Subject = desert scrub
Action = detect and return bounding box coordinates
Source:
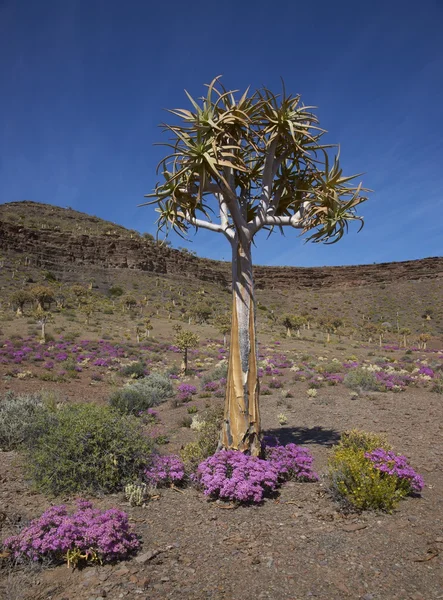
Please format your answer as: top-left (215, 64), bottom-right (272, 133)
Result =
top-left (120, 361), bottom-right (146, 379)
top-left (25, 404), bottom-right (153, 495)
top-left (431, 375), bottom-right (443, 394)
top-left (110, 373), bottom-right (174, 415)
top-left (339, 429), bottom-right (392, 453)
top-left (0, 392), bottom-right (47, 451)
top-left (180, 407), bottom-right (223, 470)
top-left (328, 431), bottom-right (423, 512)
top-left (344, 368), bottom-right (381, 392)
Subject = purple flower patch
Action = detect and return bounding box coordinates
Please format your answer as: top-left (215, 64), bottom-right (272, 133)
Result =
top-left (365, 448), bottom-right (424, 493)
top-left (3, 500), bottom-right (139, 564)
top-left (144, 454), bottom-right (185, 487)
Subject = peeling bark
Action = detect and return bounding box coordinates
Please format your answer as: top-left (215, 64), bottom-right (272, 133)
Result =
top-left (220, 237), bottom-right (261, 456)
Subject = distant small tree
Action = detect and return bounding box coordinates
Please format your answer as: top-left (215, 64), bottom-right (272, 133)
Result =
top-left (214, 313), bottom-right (231, 346)
top-left (144, 318), bottom-right (153, 338)
top-left (79, 300), bottom-right (95, 325)
top-left (31, 285), bottom-right (54, 310)
top-left (399, 327), bottom-right (411, 348)
top-left (136, 318), bottom-right (153, 342)
top-left (33, 307), bottom-right (53, 342)
top-left (282, 314), bottom-right (294, 337)
top-left (174, 325), bottom-right (199, 374)
top-left (10, 290), bottom-right (33, 316)
top-left (378, 322), bottom-right (392, 347)
top-left (418, 332), bottom-right (430, 350)
top-left (165, 301), bottom-right (175, 319)
top-left (54, 290), bottom-right (66, 310)
top-left (191, 301), bottom-right (213, 324)
top-left (361, 322), bottom-right (378, 343)
top-left (70, 284), bottom-right (89, 307)
top-left (301, 311), bottom-right (313, 330)
top-left (282, 314), bottom-right (306, 338)
top-left (319, 316), bottom-right (343, 343)
top-left (121, 295), bottom-right (137, 312)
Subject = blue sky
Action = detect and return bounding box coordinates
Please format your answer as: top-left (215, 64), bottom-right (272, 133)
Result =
top-left (1, 0), bottom-right (442, 267)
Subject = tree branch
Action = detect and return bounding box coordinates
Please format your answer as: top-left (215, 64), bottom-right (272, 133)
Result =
top-left (264, 204), bottom-right (307, 228)
top-left (180, 213), bottom-right (223, 234)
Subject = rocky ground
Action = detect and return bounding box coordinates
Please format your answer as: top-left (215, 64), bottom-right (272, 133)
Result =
top-left (1, 330), bottom-right (442, 600)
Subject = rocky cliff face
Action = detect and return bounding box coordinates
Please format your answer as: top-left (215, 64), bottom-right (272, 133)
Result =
top-left (0, 213), bottom-right (442, 290)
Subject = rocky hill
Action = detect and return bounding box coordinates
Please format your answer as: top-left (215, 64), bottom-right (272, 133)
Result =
top-left (1, 201), bottom-right (442, 291)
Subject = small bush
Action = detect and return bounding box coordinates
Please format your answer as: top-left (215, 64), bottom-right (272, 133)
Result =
top-left (25, 404), bottom-right (153, 495)
top-left (329, 447), bottom-right (406, 511)
top-left (431, 375), bottom-right (443, 394)
top-left (180, 415), bottom-right (193, 428)
top-left (196, 451), bottom-right (280, 503)
top-left (344, 368), bottom-right (381, 392)
top-left (265, 444), bottom-right (318, 481)
top-left (144, 454), bottom-right (185, 487)
top-left (210, 363), bottom-right (228, 381)
top-left (339, 429), bottom-right (392, 453)
top-left (180, 407), bottom-right (223, 470)
top-left (120, 362), bottom-right (146, 379)
top-left (3, 500), bottom-right (139, 566)
top-left (110, 373), bottom-right (174, 415)
top-left (0, 392), bottom-right (47, 451)
top-left (328, 431), bottom-right (422, 512)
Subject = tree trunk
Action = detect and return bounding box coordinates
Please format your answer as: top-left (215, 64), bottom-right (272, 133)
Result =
top-left (41, 322), bottom-right (46, 343)
top-left (220, 237), bottom-right (261, 456)
top-left (180, 348), bottom-right (188, 374)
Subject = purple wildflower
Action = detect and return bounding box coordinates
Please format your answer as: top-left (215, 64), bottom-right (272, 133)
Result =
top-left (365, 448), bottom-right (424, 493)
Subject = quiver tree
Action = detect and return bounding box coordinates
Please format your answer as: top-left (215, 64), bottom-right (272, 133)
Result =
top-left (399, 327), bottom-right (411, 348)
top-left (418, 332), bottom-right (430, 350)
top-left (31, 285), bottom-right (54, 311)
top-left (10, 290), bottom-right (33, 316)
top-left (283, 314), bottom-right (306, 338)
top-left (214, 312), bottom-right (231, 346)
top-left (70, 284), bottom-right (89, 307)
top-left (319, 316), bottom-right (343, 343)
top-left (33, 307), bottom-right (53, 342)
top-left (173, 325), bottom-right (199, 374)
top-left (190, 300), bottom-right (213, 324)
top-left (143, 77), bottom-right (368, 455)
top-left (121, 295), bottom-right (138, 313)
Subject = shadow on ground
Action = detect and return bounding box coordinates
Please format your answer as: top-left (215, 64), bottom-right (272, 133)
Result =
top-left (263, 425), bottom-right (341, 447)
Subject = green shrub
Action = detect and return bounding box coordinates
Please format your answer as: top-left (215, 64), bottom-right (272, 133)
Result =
top-left (202, 363), bottom-right (228, 384)
top-left (120, 362), bottom-right (146, 379)
top-left (329, 430), bottom-right (400, 512)
top-left (344, 368), bottom-right (381, 391)
top-left (180, 407), bottom-right (223, 470)
top-left (328, 446), bottom-right (406, 512)
top-left (110, 373), bottom-right (174, 415)
top-left (0, 392), bottom-right (46, 450)
top-left (339, 429), bottom-right (392, 453)
top-left (25, 404), bottom-right (152, 495)
top-left (431, 375), bottom-right (443, 394)
top-left (319, 361), bottom-right (343, 374)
